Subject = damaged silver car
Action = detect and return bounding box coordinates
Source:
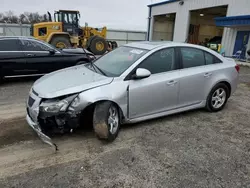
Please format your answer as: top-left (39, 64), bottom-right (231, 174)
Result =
top-left (26, 41), bottom-right (239, 148)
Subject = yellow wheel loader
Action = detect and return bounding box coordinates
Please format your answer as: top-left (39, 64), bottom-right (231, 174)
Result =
top-left (31, 10), bottom-right (118, 55)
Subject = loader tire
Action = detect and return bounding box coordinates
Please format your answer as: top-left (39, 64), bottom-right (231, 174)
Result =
top-left (50, 36), bottom-right (71, 49)
top-left (87, 36), bottom-right (97, 48)
top-left (88, 37), bottom-right (108, 55)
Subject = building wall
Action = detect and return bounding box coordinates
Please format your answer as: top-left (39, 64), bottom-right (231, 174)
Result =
top-left (0, 23), bottom-right (146, 47)
top-left (149, 0), bottom-right (250, 56)
top-left (106, 29), bottom-right (147, 46)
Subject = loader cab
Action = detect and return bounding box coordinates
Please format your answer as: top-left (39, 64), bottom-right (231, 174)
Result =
top-left (54, 10), bottom-right (81, 35)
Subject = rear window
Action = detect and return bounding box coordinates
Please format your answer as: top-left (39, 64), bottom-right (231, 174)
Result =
top-left (204, 52), bottom-right (222, 64)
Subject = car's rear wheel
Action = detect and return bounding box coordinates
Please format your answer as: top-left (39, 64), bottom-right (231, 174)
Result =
top-left (206, 83), bottom-right (229, 112)
top-left (93, 101), bottom-right (120, 141)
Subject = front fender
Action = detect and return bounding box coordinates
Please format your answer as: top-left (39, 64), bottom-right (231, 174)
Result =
top-left (73, 80), bottom-right (129, 119)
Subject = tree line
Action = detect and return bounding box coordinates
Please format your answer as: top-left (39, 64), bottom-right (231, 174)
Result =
top-left (0, 11), bottom-right (49, 24)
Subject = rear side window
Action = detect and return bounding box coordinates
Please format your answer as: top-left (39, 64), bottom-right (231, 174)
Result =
top-left (138, 48), bottom-right (175, 74)
top-left (0, 39), bottom-right (20, 51)
top-left (20, 39), bottom-right (51, 51)
top-left (204, 52), bottom-right (222, 65)
top-left (180, 47), bottom-right (205, 68)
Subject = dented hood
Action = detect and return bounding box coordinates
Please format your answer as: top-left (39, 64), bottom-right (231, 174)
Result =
top-left (33, 64), bottom-right (113, 99)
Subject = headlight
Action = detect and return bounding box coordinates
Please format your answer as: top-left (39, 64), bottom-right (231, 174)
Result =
top-left (70, 96), bottom-right (81, 108)
top-left (43, 100), bottom-right (69, 113)
top-left (41, 94), bottom-right (79, 113)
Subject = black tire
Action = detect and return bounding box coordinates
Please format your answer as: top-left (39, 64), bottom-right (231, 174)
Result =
top-left (107, 41), bottom-right (112, 49)
top-left (88, 37), bottom-right (108, 55)
top-left (205, 83), bottom-right (229, 112)
top-left (93, 101), bottom-right (120, 142)
top-left (50, 36), bottom-right (71, 49)
top-left (87, 36), bottom-right (97, 48)
top-left (111, 41), bottom-right (118, 49)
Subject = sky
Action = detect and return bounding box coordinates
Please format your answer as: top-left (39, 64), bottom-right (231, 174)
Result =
top-left (0, 0), bottom-right (165, 31)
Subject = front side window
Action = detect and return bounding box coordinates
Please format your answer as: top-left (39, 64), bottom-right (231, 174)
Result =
top-left (138, 48), bottom-right (175, 74)
top-left (63, 14), bottom-right (68, 23)
top-left (93, 46), bottom-right (148, 77)
top-left (20, 39), bottom-right (53, 51)
top-left (38, 27), bottom-right (47, 36)
top-left (0, 39), bottom-right (20, 51)
top-left (180, 47), bottom-right (205, 68)
top-left (68, 14), bottom-right (73, 24)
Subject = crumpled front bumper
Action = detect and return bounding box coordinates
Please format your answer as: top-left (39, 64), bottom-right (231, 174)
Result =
top-left (26, 114), bottom-right (57, 150)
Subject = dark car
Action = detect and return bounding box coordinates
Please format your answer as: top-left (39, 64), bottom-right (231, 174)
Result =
top-left (205, 36), bottom-right (222, 51)
top-left (0, 36), bottom-right (95, 81)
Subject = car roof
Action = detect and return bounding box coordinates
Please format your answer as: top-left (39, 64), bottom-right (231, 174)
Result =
top-left (0, 36), bottom-right (35, 40)
top-left (123, 41), bottom-right (216, 52)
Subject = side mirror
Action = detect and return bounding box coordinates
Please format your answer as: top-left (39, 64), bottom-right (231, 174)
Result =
top-left (49, 49), bottom-right (56, 55)
top-left (133, 68), bottom-right (151, 79)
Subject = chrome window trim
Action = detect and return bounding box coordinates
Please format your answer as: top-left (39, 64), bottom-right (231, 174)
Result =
top-left (20, 38), bottom-right (61, 54)
top-left (0, 37), bottom-right (61, 54)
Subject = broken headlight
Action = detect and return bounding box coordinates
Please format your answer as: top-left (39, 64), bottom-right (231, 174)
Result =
top-left (41, 94), bottom-right (79, 113)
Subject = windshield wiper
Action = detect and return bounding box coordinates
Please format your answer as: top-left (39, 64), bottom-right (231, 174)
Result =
top-left (82, 48), bottom-right (106, 76)
top-left (82, 48), bottom-right (99, 73)
top-left (93, 64), bottom-right (107, 76)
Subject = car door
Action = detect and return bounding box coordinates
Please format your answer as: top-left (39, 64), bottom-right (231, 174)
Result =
top-left (0, 38), bottom-right (26, 77)
top-left (177, 47), bottom-right (207, 107)
top-left (128, 47), bottom-right (180, 119)
top-left (203, 51), bottom-right (224, 96)
top-left (19, 39), bottom-right (69, 74)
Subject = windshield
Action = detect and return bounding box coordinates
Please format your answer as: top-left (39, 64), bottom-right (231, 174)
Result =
top-left (93, 46), bottom-right (148, 77)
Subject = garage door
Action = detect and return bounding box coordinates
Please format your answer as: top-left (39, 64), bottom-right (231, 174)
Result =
top-left (152, 20), bottom-right (174, 41)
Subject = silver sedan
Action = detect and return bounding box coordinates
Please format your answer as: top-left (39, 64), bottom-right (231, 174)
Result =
top-left (26, 41), bottom-right (239, 147)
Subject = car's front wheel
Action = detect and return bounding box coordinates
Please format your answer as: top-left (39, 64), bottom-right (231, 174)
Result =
top-left (93, 101), bottom-right (120, 141)
top-left (206, 83), bottom-right (229, 112)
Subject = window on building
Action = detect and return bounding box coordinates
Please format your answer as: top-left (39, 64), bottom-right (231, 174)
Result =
top-left (180, 47), bottom-right (205, 68)
top-left (0, 39), bottom-right (20, 51)
top-left (138, 48), bottom-right (175, 74)
top-left (38, 27), bottom-right (47, 36)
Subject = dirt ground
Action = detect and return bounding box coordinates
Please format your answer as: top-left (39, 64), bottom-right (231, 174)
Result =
top-left (0, 67), bottom-right (250, 188)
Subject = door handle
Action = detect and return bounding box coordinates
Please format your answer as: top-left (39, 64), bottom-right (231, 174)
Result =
top-left (204, 72), bottom-right (212, 77)
top-left (167, 80), bottom-right (177, 85)
top-left (27, 54), bottom-right (35, 57)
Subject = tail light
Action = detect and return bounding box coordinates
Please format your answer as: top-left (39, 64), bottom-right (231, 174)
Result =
top-left (235, 64), bottom-right (240, 73)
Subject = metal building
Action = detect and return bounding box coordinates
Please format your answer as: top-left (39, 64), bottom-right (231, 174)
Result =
top-left (0, 23), bottom-right (146, 47)
top-left (147, 0), bottom-right (250, 60)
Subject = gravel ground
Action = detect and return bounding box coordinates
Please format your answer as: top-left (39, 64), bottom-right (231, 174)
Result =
top-left (0, 67), bottom-right (250, 188)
